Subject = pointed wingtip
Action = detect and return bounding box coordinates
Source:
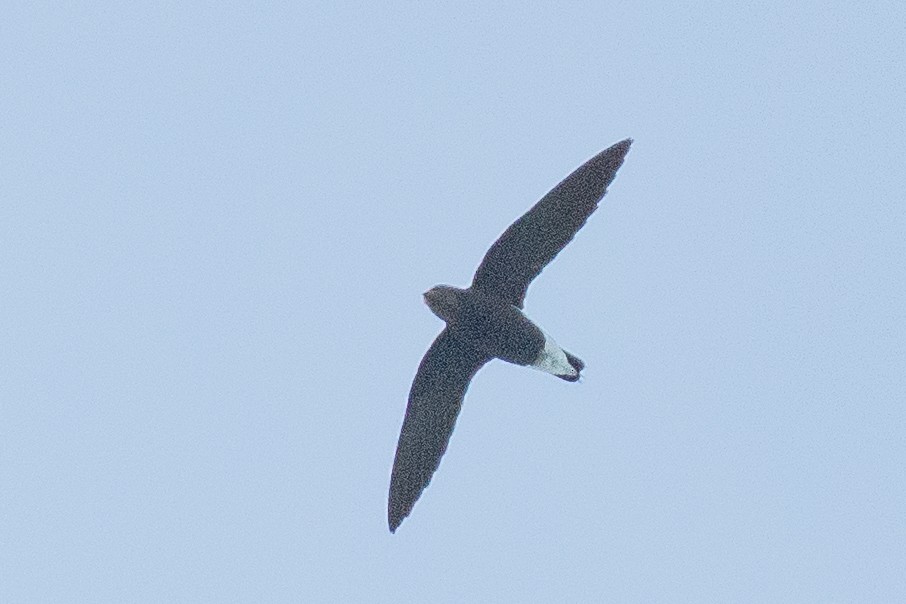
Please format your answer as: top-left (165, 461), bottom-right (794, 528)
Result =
top-left (587, 138), bottom-right (632, 171)
top-left (610, 138), bottom-right (633, 156)
top-left (388, 514), bottom-right (402, 533)
top-left (580, 138), bottom-right (632, 186)
top-left (388, 498), bottom-right (406, 533)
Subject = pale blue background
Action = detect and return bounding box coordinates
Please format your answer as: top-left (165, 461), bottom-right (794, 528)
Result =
top-left (3, 2), bottom-right (904, 602)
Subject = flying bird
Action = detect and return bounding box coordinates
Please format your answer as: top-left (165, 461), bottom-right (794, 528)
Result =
top-left (388, 139), bottom-right (632, 532)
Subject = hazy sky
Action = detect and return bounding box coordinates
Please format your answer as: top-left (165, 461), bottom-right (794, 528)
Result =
top-left (3, 2), bottom-right (904, 602)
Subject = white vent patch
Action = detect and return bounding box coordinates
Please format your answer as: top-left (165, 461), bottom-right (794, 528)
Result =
top-left (530, 330), bottom-right (577, 378)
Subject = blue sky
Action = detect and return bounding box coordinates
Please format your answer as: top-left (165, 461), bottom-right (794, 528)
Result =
top-left (2, 2), bottom-right (904, 602)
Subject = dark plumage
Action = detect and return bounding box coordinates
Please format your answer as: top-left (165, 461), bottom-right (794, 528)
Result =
top-left (388, 139), bottom-right (632, 532)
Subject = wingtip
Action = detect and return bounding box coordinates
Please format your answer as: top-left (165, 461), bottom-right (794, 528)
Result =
top-left (587, 138), bottom-right (632, 169)
top-left (610, 138), bottom-right (633, 155)
top-left (580, 138), bottom-right (632, 184)
top-left (388, 499), bottom-right (406, 533)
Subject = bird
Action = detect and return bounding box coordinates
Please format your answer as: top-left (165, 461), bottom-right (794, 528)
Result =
top-left (388, 139), bottom-right (632, 532)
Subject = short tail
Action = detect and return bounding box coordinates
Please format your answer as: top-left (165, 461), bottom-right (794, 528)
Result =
top-left (557, 351), bottom-right (585, 382)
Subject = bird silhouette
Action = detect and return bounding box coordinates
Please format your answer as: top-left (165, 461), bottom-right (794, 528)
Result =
top-left (388, 139), bottom-right (632, 532)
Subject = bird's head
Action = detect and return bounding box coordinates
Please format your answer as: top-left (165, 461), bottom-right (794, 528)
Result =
top-left (423, 285), bottom-right (464, 323)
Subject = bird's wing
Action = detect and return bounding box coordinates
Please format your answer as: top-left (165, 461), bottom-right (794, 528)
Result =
top-left (471, 139), bottom-right (632, 307)
top-left (388, 328), bottom-right (491, 532)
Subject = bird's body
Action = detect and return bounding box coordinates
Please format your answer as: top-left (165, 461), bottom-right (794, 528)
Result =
top-left (424, 285), bottom-right (581, 380)
top-left (389, 139), bottom-right (632, 532)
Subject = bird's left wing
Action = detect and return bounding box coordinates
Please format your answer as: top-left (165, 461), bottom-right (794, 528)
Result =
top-left (471, 139), bottom-right (632, 307)
top-left (388, 328), bottom-right (491, 532)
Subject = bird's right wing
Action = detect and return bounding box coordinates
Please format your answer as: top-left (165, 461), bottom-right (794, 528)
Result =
top-left (388, 328), bottom-right (491, 532)
top-left (471, 139), bottom-right (632, 307)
